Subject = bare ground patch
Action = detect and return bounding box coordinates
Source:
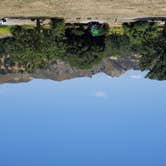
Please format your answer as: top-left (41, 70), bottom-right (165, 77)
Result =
top-left (0, 0), bottom-right (166, 18)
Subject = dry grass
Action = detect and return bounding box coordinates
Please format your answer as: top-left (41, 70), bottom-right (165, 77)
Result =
top-left (0, 28), bottom-right (12, 38)
top-left (0, 0), bottom-right (166, 18)
top-left (0, 26), bottom-right (11, 35)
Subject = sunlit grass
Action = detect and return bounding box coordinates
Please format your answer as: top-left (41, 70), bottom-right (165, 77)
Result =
top-left (22, 25), bottom-right (35, 29)
top-left (0, 26), bottom-right (11, 36)
top-left (109, 27), bottom-right (124, 35)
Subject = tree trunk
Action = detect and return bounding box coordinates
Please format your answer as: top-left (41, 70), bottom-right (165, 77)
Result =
top-left (36, 19), bottom-right (41, 32)
top-left (163, 21), bottom-right (166, 37)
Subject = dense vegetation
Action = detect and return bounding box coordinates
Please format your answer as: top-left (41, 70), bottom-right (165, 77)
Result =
top-left (122, 21), bottom-right (166, 80)
top-left (0, 19), bottom-right (166, 80)
top-left (105, 21), bottom-right (166, 80)
top-left (0, 19), bottom-right (108, 72)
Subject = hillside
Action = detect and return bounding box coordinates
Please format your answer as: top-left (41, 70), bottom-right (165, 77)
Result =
top-left (0, 56), bottom-right (138, 84)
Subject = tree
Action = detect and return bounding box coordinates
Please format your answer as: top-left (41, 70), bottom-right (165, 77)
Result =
top-left (0, 19), bottom-right (107, 72)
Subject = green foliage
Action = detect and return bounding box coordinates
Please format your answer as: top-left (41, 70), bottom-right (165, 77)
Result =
top-left (123, 21), bottom-right (161, 51)
top-left (0, 19), bottom-right (166, 80)
top-left (0, 25), bottom-right (11, 35)
top-left (50, 18), bottom-right (66, 40)
top-left (123, 21), bottom-right (166, 80)
top-left (63, 25), bottom-right (105, 69)
top-left (105, 34), bottom-right (131, 57)
top-left (0, 21), bottom-right (66, 72)
top-left (138, 36), bottom-right (166, 80)
top-left (0, 19), bottom-right (107, 72)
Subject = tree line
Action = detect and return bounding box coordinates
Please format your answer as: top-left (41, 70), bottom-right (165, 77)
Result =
top-left (0, 18), bottom-right (166, 80)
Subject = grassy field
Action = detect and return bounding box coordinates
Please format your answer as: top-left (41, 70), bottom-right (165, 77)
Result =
top-left (0, 26), bottom-right (11, 36)
top-left (0, 25), bottom-right (36, 38)
top-left (0, 0), bottom-right (166, 18)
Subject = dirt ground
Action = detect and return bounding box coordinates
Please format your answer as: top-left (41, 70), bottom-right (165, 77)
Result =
top-left (0, 0), bottom-right (166, 19)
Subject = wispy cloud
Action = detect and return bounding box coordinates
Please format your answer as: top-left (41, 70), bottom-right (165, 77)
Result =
top-left (130, 74), bottom-right (142, 79)
top-left (95, 91), bottom-right (108, 98)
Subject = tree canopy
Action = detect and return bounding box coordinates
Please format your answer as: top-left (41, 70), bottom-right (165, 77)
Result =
top-left (0, 19), bottom-right (166, 80)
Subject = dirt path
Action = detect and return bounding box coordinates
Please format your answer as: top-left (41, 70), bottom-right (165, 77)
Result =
top-left (2, 17), bottom-right (166, 26)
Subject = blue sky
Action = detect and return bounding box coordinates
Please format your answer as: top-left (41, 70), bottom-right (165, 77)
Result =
top-left (0, 70), bottom-right (166, 166)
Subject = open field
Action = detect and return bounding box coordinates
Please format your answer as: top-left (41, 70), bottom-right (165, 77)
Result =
top-left (0, 0), bottom-right (166, 19)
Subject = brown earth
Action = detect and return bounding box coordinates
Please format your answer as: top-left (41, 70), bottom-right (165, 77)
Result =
top-left (0, 0), bottom-right (166, 19)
